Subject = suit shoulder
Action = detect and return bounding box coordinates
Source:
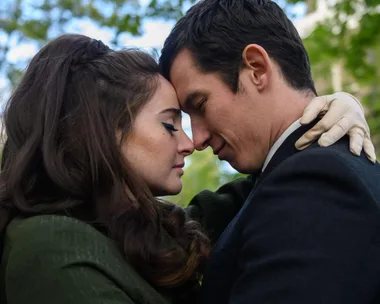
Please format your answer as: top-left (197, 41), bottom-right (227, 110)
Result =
top-left (306, 137), bottom-right (375, 166)
top-left (290, 138), bottom-right (380, 180)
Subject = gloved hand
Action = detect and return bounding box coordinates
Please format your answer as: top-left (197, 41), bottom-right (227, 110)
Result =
top-left (295, 92), bottom-right (376, 163)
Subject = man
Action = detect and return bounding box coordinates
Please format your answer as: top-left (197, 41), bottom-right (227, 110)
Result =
top-left (160, 0), bottom-right (380, 303)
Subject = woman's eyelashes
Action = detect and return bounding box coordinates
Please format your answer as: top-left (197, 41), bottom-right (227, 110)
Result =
top-left (196, 98), bottom-right (207, 112)
top-left (162, 122), bottom-right (179, 134)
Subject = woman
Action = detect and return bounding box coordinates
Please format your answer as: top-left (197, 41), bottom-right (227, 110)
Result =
top-left (0, 34), bottom-right (375, 304)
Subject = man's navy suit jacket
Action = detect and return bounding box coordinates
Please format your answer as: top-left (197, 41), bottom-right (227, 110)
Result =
top-left (200, 123), bottom-right (380, 304)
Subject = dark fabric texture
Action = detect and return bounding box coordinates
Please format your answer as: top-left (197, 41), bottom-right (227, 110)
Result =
top-left (0, 215), bottom-right (172, 304)
top-left (186, 174), bottom-right (256, 244)
top-left (199, 123), bottom-right (380, 304)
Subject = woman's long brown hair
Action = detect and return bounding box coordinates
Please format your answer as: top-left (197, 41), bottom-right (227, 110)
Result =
top-left (0, 34), bottom-right (210, 289)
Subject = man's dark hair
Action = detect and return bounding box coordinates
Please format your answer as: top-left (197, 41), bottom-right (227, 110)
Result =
top-left (160, 0), bottom-right (317, 95)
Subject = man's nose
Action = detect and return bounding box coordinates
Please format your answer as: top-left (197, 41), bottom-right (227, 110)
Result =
top-left (191, 122), bottom-right (211, 151)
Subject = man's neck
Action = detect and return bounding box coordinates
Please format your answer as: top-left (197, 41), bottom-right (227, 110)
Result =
top-left (270, 89), bottom-right (315, 147)
top-left (262, 118), bottom-right (302, 172)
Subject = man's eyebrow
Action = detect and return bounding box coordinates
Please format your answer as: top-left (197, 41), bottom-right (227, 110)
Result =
top-left (184, 91), bottom-right (206, 110)
top-left (159, 108), bottom-right (182, 117)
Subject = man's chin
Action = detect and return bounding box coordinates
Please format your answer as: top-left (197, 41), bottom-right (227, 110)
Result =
top-left (229, 159), bottom-right (262, 175)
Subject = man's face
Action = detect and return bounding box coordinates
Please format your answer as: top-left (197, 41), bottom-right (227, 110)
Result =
top-left (170, 49), bottom-right (273, 173)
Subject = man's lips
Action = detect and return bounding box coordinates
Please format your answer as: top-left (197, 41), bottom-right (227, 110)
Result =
top-left (213, 143), bottom-right (225, 155)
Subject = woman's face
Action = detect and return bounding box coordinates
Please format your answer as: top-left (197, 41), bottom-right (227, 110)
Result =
top-left (121, 76), bottom-right (194, 196)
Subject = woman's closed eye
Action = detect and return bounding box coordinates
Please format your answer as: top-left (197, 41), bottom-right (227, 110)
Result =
top-left (196, 98), bottom-right (207, 112)
top-left (162, 122), bottom-right (179, 133)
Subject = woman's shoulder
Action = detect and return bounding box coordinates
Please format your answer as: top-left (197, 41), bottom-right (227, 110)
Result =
top-left (2, 215), bottom-right (171, 304)
top-left (8, 214), bottom-right (98, 234)
top-left (5, 215), bottom-right (113, 258)
top-left (7, 214), bottom-right (107, 244)
top-left (3, 215), bottom-right (124, 273)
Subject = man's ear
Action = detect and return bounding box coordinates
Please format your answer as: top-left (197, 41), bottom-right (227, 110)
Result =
top-left (242, 44), bottom-right (272, 91)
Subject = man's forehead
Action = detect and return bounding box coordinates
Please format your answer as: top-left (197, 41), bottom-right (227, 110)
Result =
top-left (169, 49), bottom-right (199, 83)
top-left (169, 52), bottom-right (199, 102)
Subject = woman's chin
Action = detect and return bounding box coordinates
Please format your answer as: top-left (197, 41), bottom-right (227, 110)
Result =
top-left (152, 183), bottom-right (182, 197)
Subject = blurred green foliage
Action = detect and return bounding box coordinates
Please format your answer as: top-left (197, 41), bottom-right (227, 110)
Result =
top-left (0, 0), bottom-right (196, 82)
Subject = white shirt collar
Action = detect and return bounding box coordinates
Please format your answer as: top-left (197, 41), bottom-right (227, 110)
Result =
top-left (261, 119), bottom-right (302, 172)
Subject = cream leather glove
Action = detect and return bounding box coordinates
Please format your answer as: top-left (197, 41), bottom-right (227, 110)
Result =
top-left (295, 92), bottom-right (376, 163)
